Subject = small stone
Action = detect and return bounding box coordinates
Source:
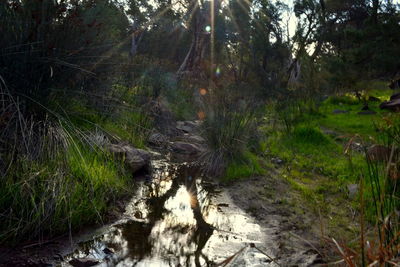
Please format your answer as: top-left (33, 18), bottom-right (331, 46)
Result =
top-left (148, 132), bottom-right (168, 147)
top-left (380, 98), bottom-right (400, 111)
top-left (108, 144), bottom-right (151, 174)
top-left (357, 110), bottom-right (376, 115)
top-left (390, 92), bottom-right (400, 100)
top-left (347, 184), bottom-right (359, 199)
top-left (332, 109), bottom-right (348, 114)
top-left (271, 157), bottom-right (284, 165)
top-left (53, 253), bottom-right (64, 261)
top-left (320, 128), bottom-right (338, 137)
top-left (176, 121), bottom-right (201, 133)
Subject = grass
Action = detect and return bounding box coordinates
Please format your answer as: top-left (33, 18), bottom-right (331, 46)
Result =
top-left (100, 110), bottom-right (152, 149)
top-left (267, 126), bottom-right (365, 183)
top-left (51, 87), bottom-right (153, 149)
top-left (0, 139), bottom-right (131, 243)
top-left (316, 89), bottom-right (393, 138)
top-left (0, 84), bottom-right (151, 244)
top-left (223, 151), bottom-right (265, 182)
top-left (265, 86), bottom-right (400, 264)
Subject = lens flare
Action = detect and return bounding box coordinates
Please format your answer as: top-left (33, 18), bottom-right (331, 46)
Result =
top-left (215, 67), bottom-right (221, 76)
top-left (199, 88), bottom-right (207, 95)
top-left (197, 111), bottom-right (206, 120)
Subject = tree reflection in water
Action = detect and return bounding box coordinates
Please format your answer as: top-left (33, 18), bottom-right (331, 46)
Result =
top-left (96, 163), bottom-right (216, 266)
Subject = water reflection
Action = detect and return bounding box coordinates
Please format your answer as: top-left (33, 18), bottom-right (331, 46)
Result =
top-left (63, 161), bottom-right (274, 266)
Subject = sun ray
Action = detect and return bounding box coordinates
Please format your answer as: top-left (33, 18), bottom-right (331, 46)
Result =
top-left (211, 0), bottom-right (215, 79)
top-left (85, 3), bottom-right (177, 73)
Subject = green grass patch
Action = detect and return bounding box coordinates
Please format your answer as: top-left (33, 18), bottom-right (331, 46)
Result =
top-left (51, 92), bottom-right (153, 148)
top-left (0, 142), bottom-right (131, 243)
top-left (316, 90), bottom-right (393, 139)
top-left (223, 151), bottom-right (265, 181)
top-left (0, 126), bottom-right (132, 243)
top-left (267, 125), bottom-right (364, 183)
top-left (100, 110), bottom-right (152, 148)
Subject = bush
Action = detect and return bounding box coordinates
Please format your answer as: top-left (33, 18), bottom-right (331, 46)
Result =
top-left (200, 92), bottom-right (261, 177)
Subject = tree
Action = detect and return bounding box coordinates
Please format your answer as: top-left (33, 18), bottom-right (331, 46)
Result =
top-left (177, 0), bottom-right (222, 77)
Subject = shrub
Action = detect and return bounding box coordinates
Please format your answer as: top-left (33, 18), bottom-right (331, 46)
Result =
top-left (200, 93), bottom-right (261, 177)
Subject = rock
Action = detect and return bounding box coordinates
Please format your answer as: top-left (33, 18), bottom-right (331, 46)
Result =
top-left (332, 109), bottom-right (348, 114)
top-left (176, 121), bottom-right (201, 133)
top-left (380, 98), bottom-right (400, 111)
top-left (349, 142), bottom-right (363, 153)
top-left (88, 132), bottom-right (109, 146)
top-left (108, 144), bottom-right (151, 173)
top-left (69, 258), bottom-right (99, 267)
top-left (320, 128), bottom-right (338, 138)
top-left (271, 157), bottom-right (284, 165)
top-left (390, 92), bottom-right (400, 100)
top-left (171, 142), bottom-right (202, 155)
top-left (368, 96), bottom-right (380, 102)
top-left (108, 143), bottom-right (125, 156)
top-left (148, 132), bottom-right (168, 147)
top-left (347, 184), bottom-right (359, 199)
top-left (180, 134), bottom-right (206, 144)
top-left (124, 146), bottom-right (151, 172)
top-left (361, 104), bottom-right (370, 111)
top-left (357, 110), bottom-right (376, 115)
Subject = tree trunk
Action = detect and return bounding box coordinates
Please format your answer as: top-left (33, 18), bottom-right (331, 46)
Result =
top-left (177, 0), bottom-right (221, 77)
top-left (130, 21), bottom-right (144, 59)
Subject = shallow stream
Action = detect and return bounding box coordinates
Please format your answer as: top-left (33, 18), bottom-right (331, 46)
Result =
top-left (61, 154), bottom-right (279, 266)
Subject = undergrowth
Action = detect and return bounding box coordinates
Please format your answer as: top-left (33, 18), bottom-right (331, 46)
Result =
top-left (0, 123), bottom-right (131, 243)
top-left (267, 90), bottom-right (400, 264)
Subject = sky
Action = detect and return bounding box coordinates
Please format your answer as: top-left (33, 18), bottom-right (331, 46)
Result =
top-left (277, 0), bottom-right (400, 39)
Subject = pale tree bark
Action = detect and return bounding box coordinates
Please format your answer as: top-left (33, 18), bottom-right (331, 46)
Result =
top-left (177, 0), bottom-right (221, 77)
top-left (130, 21), bottom-right (144, 59)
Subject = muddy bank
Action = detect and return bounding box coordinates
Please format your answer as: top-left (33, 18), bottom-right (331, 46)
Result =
top-left (223, 174), bottom-right (323, 266)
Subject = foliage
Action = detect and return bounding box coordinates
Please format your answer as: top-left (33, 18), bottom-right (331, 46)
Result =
top-left (200, 89), bottom-right (262, 177)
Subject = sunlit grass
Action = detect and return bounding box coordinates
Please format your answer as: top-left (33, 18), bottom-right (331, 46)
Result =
top-left (223, 151), bottom-right (265, 181)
